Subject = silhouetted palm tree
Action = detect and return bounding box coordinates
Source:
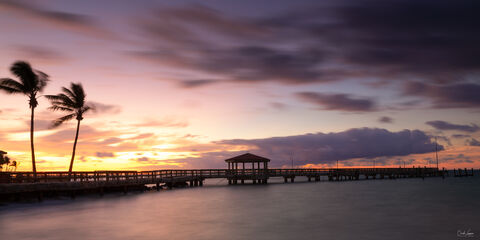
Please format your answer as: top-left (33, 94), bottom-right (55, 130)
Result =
top-left (45, 83), bottom-right (92, 173)
top-left (0, 150), bottom-right (10, 171)
top-left (0, 61), bottom-right (49, 177)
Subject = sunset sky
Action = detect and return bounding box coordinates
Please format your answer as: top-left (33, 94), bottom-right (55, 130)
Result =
top-left (0, 0), bottom-right (479, 171)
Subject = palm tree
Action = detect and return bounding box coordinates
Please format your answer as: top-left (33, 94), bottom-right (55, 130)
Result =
top-left (0, 61), bottom-right (49, 177)
top-left (0, 150), bottom-right (10, 171)
top-left (45, 83), bottom-right (92, 173)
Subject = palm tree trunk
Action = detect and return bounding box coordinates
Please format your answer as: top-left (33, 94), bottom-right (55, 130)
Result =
top-left (69, 119), bottom-right (81, 173)
top-left (30, 106), bottom-right (36, 179)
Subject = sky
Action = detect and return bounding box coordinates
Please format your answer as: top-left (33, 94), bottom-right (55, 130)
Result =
top-left (0, 0), bottom-right (479, 171)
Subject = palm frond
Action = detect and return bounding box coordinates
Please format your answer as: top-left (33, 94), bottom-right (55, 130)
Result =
top-left (80, 105), bottom-right (92, 114)
top-left (45, 94), bottom-right (73, 104)
top-left (63, 83), bottom-right (86, 108)
top-left (10, 61), bottom-right (36, 91)
top-left (44, 95), bottom-right (64, 101)
top-left (49, 101), bottom-right (75, 109)
top-left (45, 93), bottom-right (76, 107)
top-left (0, 78), bottom-right (25, 94)
top-left (62, 86), bottom-right (77, 100)
top-left (51, 113), bottom-right (76, 128)
top-left (47, 82), bottom-right (89, 124)
top-left (71, 83), bottom-right (86, 103)
top-left (48, 105), bottom-right (75, 112)
top-left (34, 70), bottom-right (49, 92)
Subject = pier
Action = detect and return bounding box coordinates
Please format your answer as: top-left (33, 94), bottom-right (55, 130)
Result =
top-left (0, 153), bottom-right (468, 202)
top-left (0, 167), bottom-right (450, 201)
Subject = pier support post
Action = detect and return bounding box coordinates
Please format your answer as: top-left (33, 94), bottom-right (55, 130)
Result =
top-left (37, 192), bottom-right (44, 202)
top-left (156, 182), bottom-right (160, 191)
top-left (284, 177), bottom-right (288, 183)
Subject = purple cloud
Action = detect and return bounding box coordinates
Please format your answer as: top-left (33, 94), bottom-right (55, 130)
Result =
top-left (0, 0), bottom-right (115, 39)
top-left (452, 134), bottom-right (470, 139)
top-left (133, 1), bottom-right (480, 87)
top-left (179, 79), bottom-right (217, 88)
top-left (404, 82), bottom-right (480, 108)
top-left (88, 101), bottom-right (122, 115)
top-left (296, 92), bottom-right (376, 112)
top-left (426, 120), bottom-right (479, 132)
top-left (467, 138), bottom-right (480, 147)
top-left (378, 116), bottom-right (393, 123)
top-left (95, 152), bottom-right (114, 158)
top-left (217, 128), bottom-right (442, 166)
top-left (270, 102), bottom-right (287, 110)
top-left (13, 45), bottom-right (68, 63)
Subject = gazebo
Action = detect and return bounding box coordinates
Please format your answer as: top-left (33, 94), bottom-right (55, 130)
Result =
top-left (225, 153), bottom-right (270, 184)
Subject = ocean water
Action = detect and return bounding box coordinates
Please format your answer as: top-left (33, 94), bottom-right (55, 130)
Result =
top-left (0, 176), bottom-right (479, 240)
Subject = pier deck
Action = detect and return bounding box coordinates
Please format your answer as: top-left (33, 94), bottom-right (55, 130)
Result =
top-left (0, 167), bottom-right (464, 202)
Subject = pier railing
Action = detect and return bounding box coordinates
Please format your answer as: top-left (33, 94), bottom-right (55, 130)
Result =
top-left (0, 167), bottom-right (444, 184)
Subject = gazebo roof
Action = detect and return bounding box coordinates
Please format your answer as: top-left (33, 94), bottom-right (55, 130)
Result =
top-left (225, 153), bottom-right (270, 163)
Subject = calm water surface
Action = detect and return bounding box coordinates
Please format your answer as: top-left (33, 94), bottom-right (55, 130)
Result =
top-left (1, 176), bottom-right (479, 240)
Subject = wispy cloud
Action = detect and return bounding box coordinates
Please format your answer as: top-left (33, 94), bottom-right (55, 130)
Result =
top-left (12, 45), bottom-right (69, 63)
top-left (89, 101), bottom-right (122, 115)
top-left (426, 120), bottom-right (479, 132)
top-left (467, 138), bottom-right (480, 147)
top-left (0, 0), bottom-right (115, 39)
top-left (133, 117), bottom-right (189, 128)
top-left (296, 92), bottom-right (376, 112)
top-left (378, 116), bottom-right (393, 123)
top-left (178, 79), bottom-right (218, 88)
top-left (405, 82), bottom-right (480, 108)
top-left (95, 152), bottom-right (115, 158)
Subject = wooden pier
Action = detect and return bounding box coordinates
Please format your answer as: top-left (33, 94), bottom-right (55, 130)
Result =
top-left (0, 167), bottom-right (453, 202)
top-left (0, 152), bottom-right (471, 202)
top-left (453, 168), bottom-right (475, 177)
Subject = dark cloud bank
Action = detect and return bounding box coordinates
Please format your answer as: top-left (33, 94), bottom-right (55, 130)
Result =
top-left (133, 0), bottom-right (479, 92)
top-left (128, 0), bottom-right (480, 110)
top-left (216, 128), bottom-right (442, 166)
